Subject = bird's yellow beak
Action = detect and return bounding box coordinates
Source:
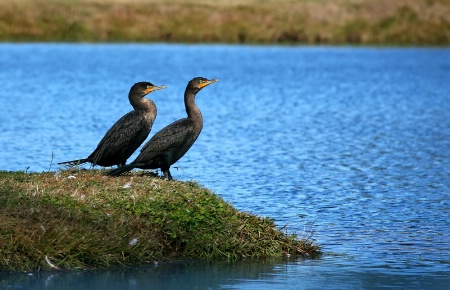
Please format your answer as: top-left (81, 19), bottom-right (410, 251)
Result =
top-left (199, 78), bottom-right (219, 89)
top-left (145, 85), bottom-right (166, 94)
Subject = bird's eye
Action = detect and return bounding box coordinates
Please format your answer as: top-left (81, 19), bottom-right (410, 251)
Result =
top-left (198, 80), bottom-right (203, 84)
top-left (147, 85), bottom-right (151, 89)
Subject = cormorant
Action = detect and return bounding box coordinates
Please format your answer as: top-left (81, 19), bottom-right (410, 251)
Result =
top-left (58, 81), bottom-right (166, 167)
top-left (108, 77), bottom-right (218, 179)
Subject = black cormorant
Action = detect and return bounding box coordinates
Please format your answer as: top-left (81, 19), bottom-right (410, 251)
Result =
top-left (108, 77), bottom-right (218, 179)
top-left (58, 81), bottom-right (166, 167)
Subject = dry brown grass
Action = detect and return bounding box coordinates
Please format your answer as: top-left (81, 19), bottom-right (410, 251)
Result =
top-left (0, 0), bottom-right (449, 44)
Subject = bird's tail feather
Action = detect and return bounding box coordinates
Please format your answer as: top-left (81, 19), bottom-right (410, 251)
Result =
top-left (108, 164), bottom-right (135, 176)
top-left (58, 158), bottom-right (90, 166)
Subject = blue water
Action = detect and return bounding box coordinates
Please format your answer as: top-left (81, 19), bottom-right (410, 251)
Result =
top-left (1, 44), bottom-right (449, 289)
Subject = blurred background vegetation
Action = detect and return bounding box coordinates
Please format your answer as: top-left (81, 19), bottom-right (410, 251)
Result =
top-left (1, 0), bottom-right (449, 45)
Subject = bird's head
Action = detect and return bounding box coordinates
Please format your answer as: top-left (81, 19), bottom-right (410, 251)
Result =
top-left (131, 81), bottom-right (166, 97)
top-left (187, 77), bottom-right (219, 92)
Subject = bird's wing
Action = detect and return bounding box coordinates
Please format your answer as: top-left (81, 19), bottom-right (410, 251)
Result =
top-left (90, 111), bottom-right (152, 158)
top-left (137, 119), bottom-right (194, 160)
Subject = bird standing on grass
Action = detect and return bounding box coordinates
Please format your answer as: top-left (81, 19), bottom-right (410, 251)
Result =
top-left (108, 77), bottom-right (218, 180)
top-left (58, 81), bottom-right (166, 168)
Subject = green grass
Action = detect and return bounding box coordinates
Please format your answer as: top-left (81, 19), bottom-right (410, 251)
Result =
top-left (0, 170), bottom-right (320, 271)
top-left (0, 0), bottom-right (449, 45)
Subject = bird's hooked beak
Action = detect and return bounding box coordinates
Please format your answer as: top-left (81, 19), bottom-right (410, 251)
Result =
top-left (145, 85), bottom-right (166, 94)
top-left (199, 78), bottom-right (219, 89)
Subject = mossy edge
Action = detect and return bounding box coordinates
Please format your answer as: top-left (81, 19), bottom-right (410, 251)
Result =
top-left (0, 170), bottom-right (320, 272)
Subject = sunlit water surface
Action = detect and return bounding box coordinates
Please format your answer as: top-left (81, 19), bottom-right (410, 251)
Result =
top-left (0, 44), bottom-right (449, 289)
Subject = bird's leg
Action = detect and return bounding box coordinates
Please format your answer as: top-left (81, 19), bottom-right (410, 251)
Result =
top-left (162, 168), bottom-right (173, 180)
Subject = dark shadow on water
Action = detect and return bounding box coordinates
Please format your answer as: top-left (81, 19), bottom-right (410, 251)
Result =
top-left (1, 258), bottom-right (288, 290)
top-left (1, 256), bottom-right (449, 290)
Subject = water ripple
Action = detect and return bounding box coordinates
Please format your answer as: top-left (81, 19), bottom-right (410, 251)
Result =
top-left (1, 44), bottom-right (449, 285)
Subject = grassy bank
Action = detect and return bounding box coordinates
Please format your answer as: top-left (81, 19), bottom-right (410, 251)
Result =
top-left (0, 170), bottom-right (319, 271)
top-left (0, 0), bottom-right (449, 45)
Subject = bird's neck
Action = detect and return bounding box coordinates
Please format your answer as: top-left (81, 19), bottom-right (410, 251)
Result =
top-left (184, 90), bottom-right (203, 125)
top-left (130, 96), bottom-right (156, 112)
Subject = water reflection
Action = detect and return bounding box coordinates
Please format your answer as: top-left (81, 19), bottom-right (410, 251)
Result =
top-left (2, 258), bottom-right (449, 290)
top-left (0, 259), bottom-right (292, 290)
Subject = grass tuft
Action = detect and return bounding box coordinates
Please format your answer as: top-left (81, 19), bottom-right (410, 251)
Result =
top-left (0, 170), bottom-right (320, 271)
